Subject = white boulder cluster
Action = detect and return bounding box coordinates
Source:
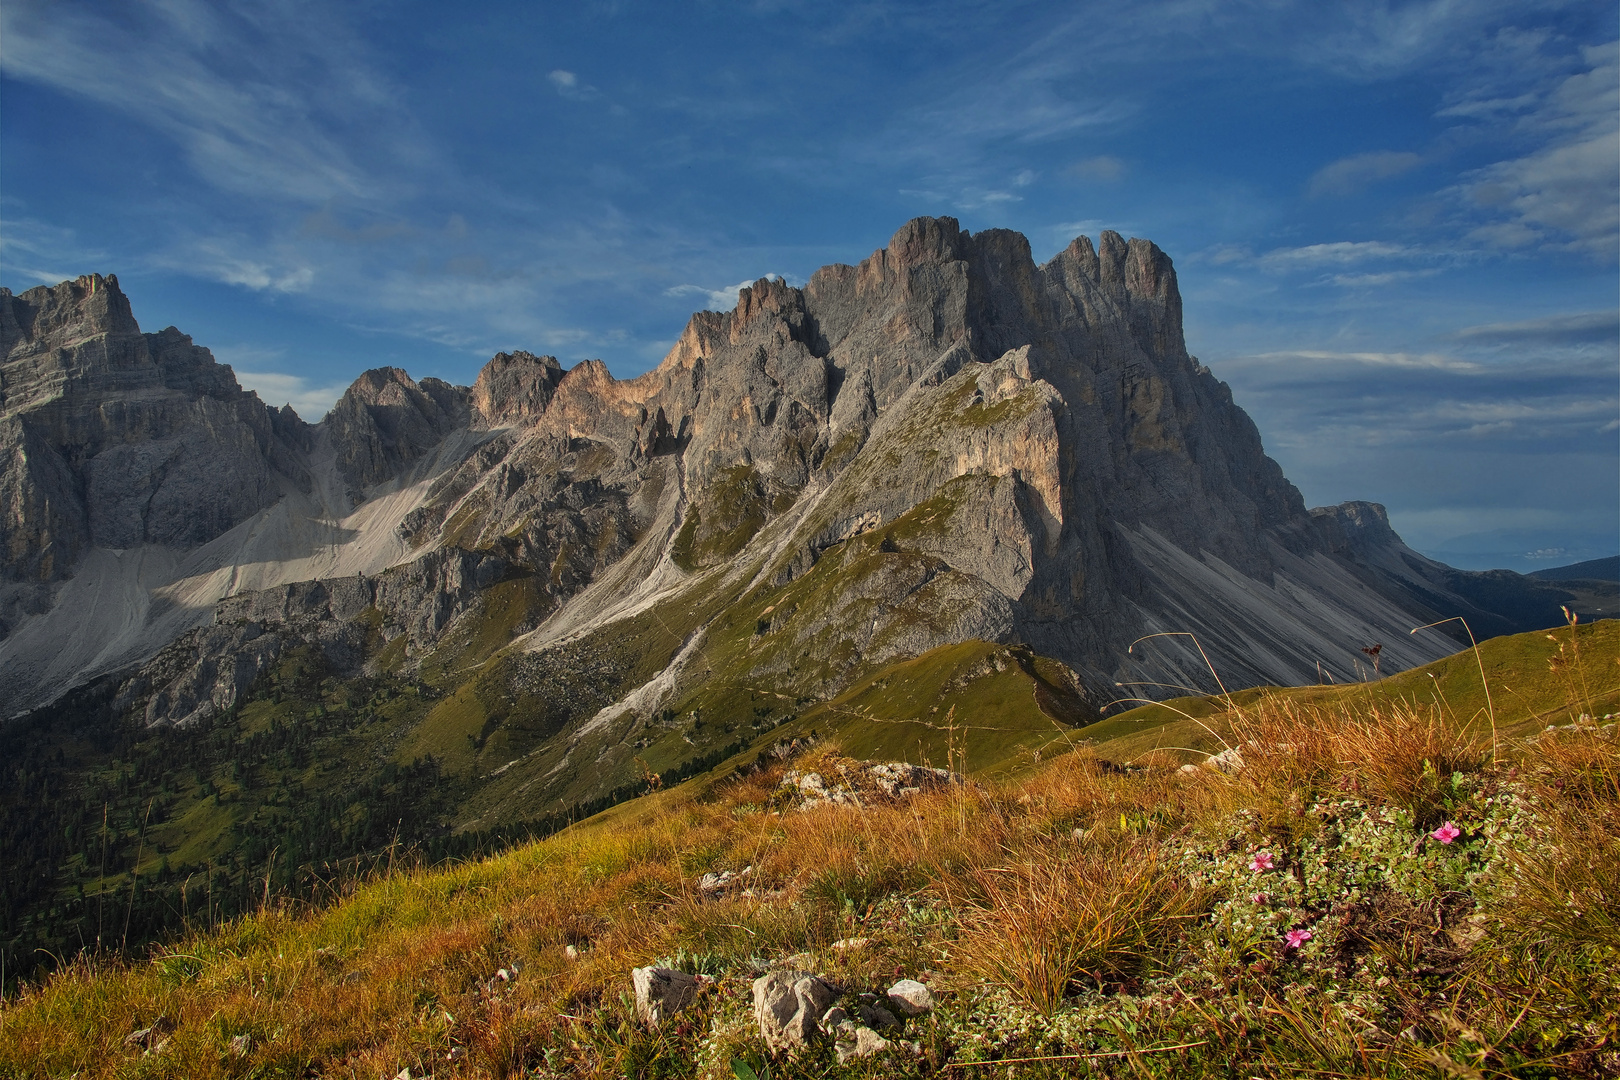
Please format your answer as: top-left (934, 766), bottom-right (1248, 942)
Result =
top-left (778, 759), bottom-right (961, 811)
top-left (630, 963), bottom-right (934, 1062)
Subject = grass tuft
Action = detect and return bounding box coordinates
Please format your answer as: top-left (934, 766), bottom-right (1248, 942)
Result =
top-left (948, 839), bottom-right (1204, 1013)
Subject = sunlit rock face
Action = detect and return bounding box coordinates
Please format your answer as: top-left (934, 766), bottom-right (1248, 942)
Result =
top-left (0, 221), bottom-right (1563, 723)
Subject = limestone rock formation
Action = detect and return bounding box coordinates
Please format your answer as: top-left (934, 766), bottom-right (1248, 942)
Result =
top-left (471, 351), bottom-right (563, 427)
top-left (325, 367), bottom-right (469, 497)
top-left (632, 966), bottom-right (702, 1028)
top-left (1, 275), bottom-right (310, 584)
top-left (753, 969), bottom-right (839, 1051)
top-left (0, 221), bottom-right (1579, 737)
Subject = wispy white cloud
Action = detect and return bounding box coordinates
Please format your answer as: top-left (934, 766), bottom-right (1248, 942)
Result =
top-left (218, 350), bottom-right (349, 422)
top-left (1322, 269), bottom-right (1441, 288)
top-left (548, 69), bottom-right (601, 101)
top-left (170, 239), bottom-right (316, 293)
top-left (0, 214), bottom-right (108, 285)
top-left (1446, 39), bottom-right (1620, 257)
top-left (1256, 241), bottom-right (1413, 269)
top-left (1307, 150), bottom-right (1423, 197)
top-left (1229, 349), bottom-right (1484, 374)
top-left (665, 274), bottom-right (785, 311)
top-left (1452, 310), bottom-right (1620, 345)
top-left (0, 0), bottom-right (428, 206)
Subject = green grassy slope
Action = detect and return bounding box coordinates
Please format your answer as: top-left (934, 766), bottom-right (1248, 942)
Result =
top-left (1082, 616), bottom-right (1618, 764)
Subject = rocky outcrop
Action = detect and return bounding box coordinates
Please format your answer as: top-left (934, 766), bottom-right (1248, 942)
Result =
top-left (112, 547), bottom-right (516, 727)
top-left (753, 970), bottom-right (839, 1052)
top-left (471, 351), bottom-right (563, 427)
top-left (325, 367), bottom-right (470, 497)
top-left (631, 967), bottom-right (702, 1028)
top-left (777, 759), bottom-right (962, 811)
top-left (0, 275), bottom-right (311, 584)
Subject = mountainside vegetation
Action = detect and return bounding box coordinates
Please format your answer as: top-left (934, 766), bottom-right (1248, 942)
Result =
top-left (2, 618), bottom-right (1615, 1077)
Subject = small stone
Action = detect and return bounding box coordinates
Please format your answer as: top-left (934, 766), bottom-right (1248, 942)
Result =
top-left (887, 978), bottom-right (934, 1016)
top-left (122, 1017), bottom-right (173, 1051)
top-left (695, 866), bottom-right (753, 897)
top-left (228, 1034), bottom-right (252, 1057)
top-left (564, 945), bottom-right (580, 961)
top-left (859, 1000), bottom-right (899, 1029)
top-left (830, 937), bottom-right (869, 951)
top-left (835, 1025), bottom-right (891, 1063)
top-left (752, 969), bottom-right (838, 1051)
top-left (632, 966), bottom-right (701, 1027)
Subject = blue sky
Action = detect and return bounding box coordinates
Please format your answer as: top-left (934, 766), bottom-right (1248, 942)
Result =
top-left (2, 0), bottom-right (1616, 571)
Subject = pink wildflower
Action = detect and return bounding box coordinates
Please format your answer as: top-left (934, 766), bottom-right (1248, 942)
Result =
top-left (1284, 928), bottom-right (1313, 949)
top-left (1431, 821), bottom-right (1462, 844)
top-left (1251, 893), bottom-right (1268, 905)
top-left (1248, 850), bottom-right (1275, 872)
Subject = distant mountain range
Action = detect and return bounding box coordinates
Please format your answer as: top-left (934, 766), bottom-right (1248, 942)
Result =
top-left (1527, 556), bottom-right (1619, 582)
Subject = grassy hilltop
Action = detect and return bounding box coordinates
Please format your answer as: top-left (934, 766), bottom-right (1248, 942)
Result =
top-left (1, 618), bottom-right (1617, 1078)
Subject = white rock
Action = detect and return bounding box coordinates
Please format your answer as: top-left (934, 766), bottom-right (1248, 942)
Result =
top-left (698, 866), bottom-right (751, 896)
top-left (887, 978), bottom-right (934, 1016)
top-left (752, 969), bottom-right (838, 1051)
top-left (836, 1025), bottom-right (891, 1063)
top-left (632, 966), bottom-right (701, 1027)
top-left (866, 762), bottom-right (955, 797)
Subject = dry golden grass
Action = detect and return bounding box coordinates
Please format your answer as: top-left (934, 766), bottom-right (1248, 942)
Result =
top-left (947, 839), bottom-right (1205, 1013)
top-left (2, 681), bottom-right (1618, 1077)
top-left (1221, 696), bottom-right (1491, 830)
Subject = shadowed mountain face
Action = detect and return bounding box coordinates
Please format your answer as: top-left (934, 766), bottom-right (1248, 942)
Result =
top-left (0, 275), bottom-right (311, 583)
top-left (0, 221), bottom-right (1580, 738)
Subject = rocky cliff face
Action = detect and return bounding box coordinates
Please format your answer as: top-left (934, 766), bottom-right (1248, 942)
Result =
top-left (1, 275), bottom-right (310, 584)
top-left (0, 224), bottom-right (1576, 731)
top-left (326, 367), bottom-right (470, 498)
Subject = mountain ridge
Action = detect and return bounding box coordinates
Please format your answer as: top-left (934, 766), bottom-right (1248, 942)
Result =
top-left (0, 219), bottom-right (1586, 736)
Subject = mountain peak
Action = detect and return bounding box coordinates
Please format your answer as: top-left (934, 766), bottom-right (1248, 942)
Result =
top-left (472, 351), bottom-right (563, 426)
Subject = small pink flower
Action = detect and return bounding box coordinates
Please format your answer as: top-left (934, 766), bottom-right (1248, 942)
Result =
top-left (1284, 928), bottom-right (1313, 949)
top-left (1431, 821), bottom-right (1462, 844)
top-left (1248, 850), bottom-right (1275, 872)
top-left (1251, 892), bottom-right (1268, 905)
